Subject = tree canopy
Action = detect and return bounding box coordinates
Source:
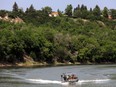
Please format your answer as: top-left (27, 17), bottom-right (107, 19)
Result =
top-left (12, 2), bottom-right (19, 12)
top-left (0, 3), bottom-right (116, 65)
top-left (65, 4), bottom-right (73, 17)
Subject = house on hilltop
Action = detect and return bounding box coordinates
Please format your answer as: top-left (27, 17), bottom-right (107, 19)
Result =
top-left (49, 12), bottom-right (59, 17)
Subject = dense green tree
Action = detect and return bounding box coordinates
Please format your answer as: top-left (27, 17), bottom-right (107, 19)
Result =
top-left (25, 8), bottom-right (29, 13)
top-left (80, 4), bottom-right (88, 18)
top-left (0, 10), bottom-right (9, 17)
top-left (42, 6), bottom-right (52, 14)
top-left (57, 9), bottom-right (63, 17)
top-left (93, 5), bottom-right (101, 17)
top-left (65, 4), bottom-right (73, 17)
top-left (73, 4), bottom-right (88, 19)
top-left (90, 8), bottom-right (92, 12)
top-left (110, 9), bottom-right (116, 19)
top-left (28, 4), bottom-right (35, 13)
top-left (86, 8), bottom-right (94, 20)
top-left (11, 2), bottom-right (25, 18)
top-left (0, 3), bottom-right (116, 65)
top-left (80, 4), bottom-right (87, 11)
top-left (12, 2), bottom-right (19, 12)
top-left (102, 7), bottom-right (108, 18)
top-left (73, 5), bottom-right (81, 18)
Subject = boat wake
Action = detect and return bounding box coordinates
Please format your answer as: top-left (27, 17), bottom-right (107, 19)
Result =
top-left (78, 79), bottom-right (110, 84)
top-left (3, 71), bottom-right (110, 85)
top-left (27, 78), bottom-right (110, 85)
top-left (27, 79), bottom-right (68, 85)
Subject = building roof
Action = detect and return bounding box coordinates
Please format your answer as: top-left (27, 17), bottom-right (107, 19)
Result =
top-left (49, 12), bottom-right (59, 17)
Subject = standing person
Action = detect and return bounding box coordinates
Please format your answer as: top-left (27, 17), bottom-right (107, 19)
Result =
top-left (61, 73), bottom-right (67, 82)
top-left (61, 75), bottom-right (64, 82)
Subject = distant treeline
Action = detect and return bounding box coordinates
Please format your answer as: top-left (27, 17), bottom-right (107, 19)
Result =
top-left (0, 2), bottom-right (116, 64)
top-left (0, 2), bottom-right (116, 22)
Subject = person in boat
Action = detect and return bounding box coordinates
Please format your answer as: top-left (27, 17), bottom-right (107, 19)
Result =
top-left (61, 73), bottom-right (79, 82)
top-left (61, 73), bottom-right (68, 82)
top-left (67, 75), bottom-right (71, 81)
top-left (61, 75), bottom-right (63, 81)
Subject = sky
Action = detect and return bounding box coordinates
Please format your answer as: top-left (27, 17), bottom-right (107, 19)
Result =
top-left (0, 0), bottom-right (116, 11)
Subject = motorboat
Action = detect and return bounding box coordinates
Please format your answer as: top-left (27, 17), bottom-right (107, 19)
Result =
top-left (61, 72), bottom-right (79, 84)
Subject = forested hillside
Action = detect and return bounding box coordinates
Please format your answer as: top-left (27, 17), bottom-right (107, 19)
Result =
top-left (0, 2), bottom-right (116, 65)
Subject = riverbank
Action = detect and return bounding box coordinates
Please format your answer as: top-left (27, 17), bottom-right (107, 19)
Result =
top-left (0, 61), bottom-right (114, 68)
top-left (0, 61), bottom-right (80, 68)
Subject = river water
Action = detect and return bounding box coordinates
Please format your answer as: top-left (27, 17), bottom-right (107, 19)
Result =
top-left (0, 65), bottom-right (116, 87)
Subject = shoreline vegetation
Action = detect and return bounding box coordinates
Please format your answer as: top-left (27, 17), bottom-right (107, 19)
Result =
top-left (0, 61), bottom-right (115, 68)
top-left (0, 2), bottom-right (116, 67)
top-left (0, 62), bottom-right (76, 68)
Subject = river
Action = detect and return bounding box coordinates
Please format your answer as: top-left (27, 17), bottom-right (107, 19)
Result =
top-left (0, 65), bottom-right (116, 87)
